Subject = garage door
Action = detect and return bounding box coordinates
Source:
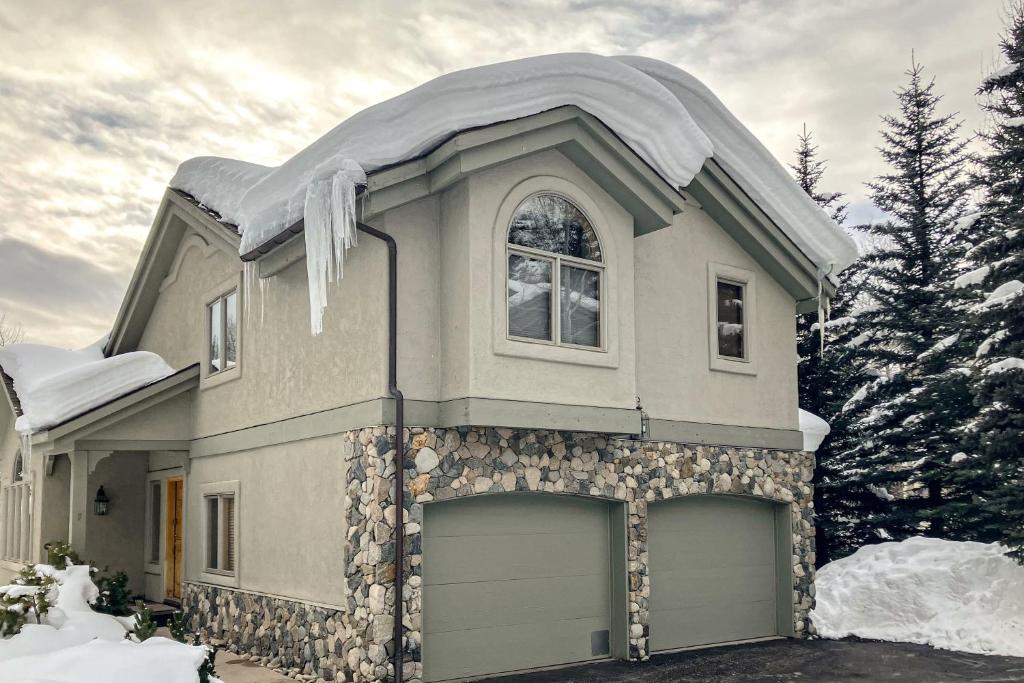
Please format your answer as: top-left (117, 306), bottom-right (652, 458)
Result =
top-left (422, 494), bottom-right (612, 682)
top-left (649, 496), bottom-right (779, 652)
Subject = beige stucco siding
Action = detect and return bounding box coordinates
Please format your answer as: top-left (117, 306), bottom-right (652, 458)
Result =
top-left (635, 207), bottom-right (800, 430)
top-left (135, 228), bottom-right (389, 438)
top-left (86, 452), bottom-right (148, 593)
top-left (445, 149), bottom-right (638, 409)
top-left (185, 434), bottom-right (347, 606)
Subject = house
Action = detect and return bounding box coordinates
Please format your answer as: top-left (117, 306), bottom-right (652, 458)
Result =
top-left (0, 53), bottom-right (855, 682)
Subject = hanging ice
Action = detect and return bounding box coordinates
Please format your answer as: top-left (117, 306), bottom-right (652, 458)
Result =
top-left (300, 157), bottom-right (366, 334)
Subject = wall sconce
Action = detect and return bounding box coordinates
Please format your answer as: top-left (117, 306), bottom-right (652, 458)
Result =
top-left (94, 486), bottom-right (110, 516)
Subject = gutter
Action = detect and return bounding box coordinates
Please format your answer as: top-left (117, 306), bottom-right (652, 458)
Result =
top-left (356, 222), bottom-right (406, 683)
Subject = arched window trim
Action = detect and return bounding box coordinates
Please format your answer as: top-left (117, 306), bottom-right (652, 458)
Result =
top-left (505, 191), bottom-right (606, 350)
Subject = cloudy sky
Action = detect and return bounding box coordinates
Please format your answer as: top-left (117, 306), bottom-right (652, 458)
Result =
top-left (0, 0), bottom-right (1007, 348)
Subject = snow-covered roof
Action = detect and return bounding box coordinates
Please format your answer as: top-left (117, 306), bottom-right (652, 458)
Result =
top-left (0, 340), bottom-right (175, 435)
top-left (171, 53), bottom-right (858, 276)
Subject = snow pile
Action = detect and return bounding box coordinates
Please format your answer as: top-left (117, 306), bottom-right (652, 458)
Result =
top-left (812, 537), bottom-right (1024, 657)
top-left (171, 53), bottom-right (858, 332)
top-left (0, 564), bottom-right (214, 683)
top-left (984, 357), bottom-right (1024, 374)
top-left (0, 341), bottom-right (174, 434)
top-left (798, 409), bottom-right (830, 451)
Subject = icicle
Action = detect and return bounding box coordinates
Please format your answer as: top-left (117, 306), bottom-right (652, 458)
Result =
top-left (301, 158), bottom-right (365, 335)
top-left (20, 431), bottom-right (31, 472)
top-left (817, 263), bottom-right (835, 356)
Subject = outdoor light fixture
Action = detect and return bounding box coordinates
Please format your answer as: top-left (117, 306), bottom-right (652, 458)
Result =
top-left (93, 486), bottom-right (110, 516)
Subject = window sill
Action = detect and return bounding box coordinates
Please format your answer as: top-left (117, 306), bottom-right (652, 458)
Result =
top-left (200, 365), bottom-right (241, 391)
top-left (494, 334), bottom-right (619, 369)
top-left (197, 570), bottom-right (239, 588)
top-left (709, 356), bottom-right (758, 376)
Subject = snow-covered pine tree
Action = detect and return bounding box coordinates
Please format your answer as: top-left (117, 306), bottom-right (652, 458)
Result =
top-left (785, 125), bottom-right (875, 564)
top-left (951, 4), bottom-right (1024, 559)
top-left (790, 125), bottom-right (849, 225)
top-left (841, 58), bottom-right (974, 542)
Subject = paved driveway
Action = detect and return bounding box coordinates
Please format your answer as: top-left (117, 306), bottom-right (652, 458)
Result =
top-left (481, 638), bottom-right (1024, 683)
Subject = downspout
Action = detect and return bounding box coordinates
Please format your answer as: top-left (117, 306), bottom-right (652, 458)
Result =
top-left (356, 222), bottom-right (405, 683)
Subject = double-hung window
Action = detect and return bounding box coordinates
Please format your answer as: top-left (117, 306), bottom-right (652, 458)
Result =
top-left (200, 480), bottom-right (239, 585)
top-left (207, 290), bottom-right (238, 375)
top-left (506, 193), bottom-right (604, 349)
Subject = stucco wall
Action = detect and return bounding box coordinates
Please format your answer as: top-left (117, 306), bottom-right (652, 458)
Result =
top-left (449, 149), bottom-right (638, 409)
top-left (635, 207), bottom-right (800, 430)
top-left (185, 433), bottom-right (348, 606)
top-left (86, 452), bottom-right (148, 594)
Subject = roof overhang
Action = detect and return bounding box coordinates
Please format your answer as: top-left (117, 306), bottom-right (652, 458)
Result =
top-left (106, 189), bottom-right (241, 356)
top-left (254, 105), bottom-right (691, 277)
top-left (28, 364), bottom-right (199, 454)
top-left (688, 160), bottom-right (833, 309)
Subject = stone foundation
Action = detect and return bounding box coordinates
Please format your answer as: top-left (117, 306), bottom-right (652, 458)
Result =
top-left (186, 425), bottom-right (816, 683)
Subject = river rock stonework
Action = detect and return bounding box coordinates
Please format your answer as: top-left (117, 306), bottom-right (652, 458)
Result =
top-left (181, 583), bottom-right (347, 680)
top-left (343, 425), bottom-right (816, 683)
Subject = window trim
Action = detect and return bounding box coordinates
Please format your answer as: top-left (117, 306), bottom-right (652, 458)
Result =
top-left (198, 480), bottom-right (240, 587)
top-left (707, 262), bottom-right (758, 375)
top-left (201, 273), bottom-right (243, 390)
top-left (493, 176), bottom-right (620, 369)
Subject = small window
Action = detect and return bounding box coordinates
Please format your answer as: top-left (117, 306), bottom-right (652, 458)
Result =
top-left (507, 194), bottom-right (603, 348)
top-left (12, 450), bottom-right (23, 482)
top-left (204, 493), bottom-right (236, 574)
top-left (207, 290), bottom-right (238, 375)
top-left (716, 280), bottom-right (745, 359)
top-left (149, 481), bottom-right (161, 563)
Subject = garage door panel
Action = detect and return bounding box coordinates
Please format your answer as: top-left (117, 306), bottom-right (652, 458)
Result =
top-left (649, 496), bottom-right (780, 652)
top-left (651, 567), bottom-right (776, 611)
top-left (424, 530), bottom-right (608, 584)
top-left (424, 573), bottom-right (610, 633)
top-left (425, 616), bottom-right (608, 682)
top-left (423, 494), bottom-right (608, 537)
top-left (650, 599), bottom-right (778, 649)
top-left (423, 495), bottom-right (613, 682)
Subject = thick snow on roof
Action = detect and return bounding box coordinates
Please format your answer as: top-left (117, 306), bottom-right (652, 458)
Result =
top-left (0, 341), bottom-right (174, 434)
top-left (170, 53), bottom-right (856, 274)
top-left (798, 409), bottom-right (830, 451)
top-left (617, 56), bottom-right (858, 274)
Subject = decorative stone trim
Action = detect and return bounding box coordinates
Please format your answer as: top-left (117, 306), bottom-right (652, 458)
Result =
top-left (182, 582), bottom-right (346, 681)
top-left (185, 426), bottom-right (815, 683)
top-left (344, 426), bottom-right (816, 683)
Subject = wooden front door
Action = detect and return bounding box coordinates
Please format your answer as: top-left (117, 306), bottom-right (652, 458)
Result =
top-left (164, 477), bottom-right (184, 602)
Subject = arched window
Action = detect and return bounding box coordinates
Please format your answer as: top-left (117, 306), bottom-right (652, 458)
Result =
top-left (12, 450), bottom-right (23, 482)
top-left (507, 194), bottom-right (604, 348)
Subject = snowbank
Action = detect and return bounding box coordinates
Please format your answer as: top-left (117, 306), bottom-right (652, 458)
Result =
top-left (0, 342), bottom-right (174, 434)
top-left (0, 564), bottom-right (214, 683)
top-left (798, 409), bottom-right (830, 451)
top-left (811, 537), bottom-right (1024, 657)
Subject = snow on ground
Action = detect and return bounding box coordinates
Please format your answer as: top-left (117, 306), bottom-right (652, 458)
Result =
top-left (171, 53), bottom-right (857, 333)
top-left (812, 537), bottom-right (1024, 657)
top-left (0, 340), bottom-right (174, 434)
top-left (0, 563), bottom-right (215, 683)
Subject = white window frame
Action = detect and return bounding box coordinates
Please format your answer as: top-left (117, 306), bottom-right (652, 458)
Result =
top-left (198, 480), bottom-right (239, 588)
top-left (0, 450), bottom-right (32, 564)
top-left (201, 273), bottom-right (242, 389)
top-left (707, 262), bottom-right (758, 375)
top-left (493, 176), bottom-right (620, 369)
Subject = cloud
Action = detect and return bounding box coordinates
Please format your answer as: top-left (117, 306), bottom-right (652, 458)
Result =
top-left (0, 0), bottom-right (1006, 347)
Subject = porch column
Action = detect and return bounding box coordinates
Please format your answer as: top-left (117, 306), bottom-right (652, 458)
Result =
top-left (68, 451), bottom-right (89, 552)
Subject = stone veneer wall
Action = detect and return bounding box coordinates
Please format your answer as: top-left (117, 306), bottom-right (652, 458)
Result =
top-left (186, 425), bottom-right (816, 683)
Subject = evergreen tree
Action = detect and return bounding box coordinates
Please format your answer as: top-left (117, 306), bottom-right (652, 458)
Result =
top-left (841, 58), bottom-right (974, 543)
top-left (951, 3), bottom-right (1024, 559)
top-left (790, 125), bottom-right (849, 224)
top-left (786, 124), bottom-right (874, 564)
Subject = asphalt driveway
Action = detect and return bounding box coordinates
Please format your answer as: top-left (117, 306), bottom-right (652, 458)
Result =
top-left (481, 638), bottom-right (1024, 683)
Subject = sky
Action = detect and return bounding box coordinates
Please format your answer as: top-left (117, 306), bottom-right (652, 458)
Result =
top-left (0, 0), bottom-right (1008, 348)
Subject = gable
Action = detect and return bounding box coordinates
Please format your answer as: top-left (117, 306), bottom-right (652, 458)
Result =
top-left (106, 189), bottom-right (242, 357)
